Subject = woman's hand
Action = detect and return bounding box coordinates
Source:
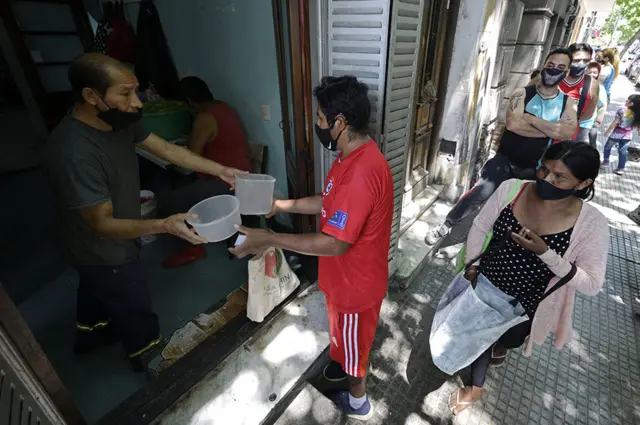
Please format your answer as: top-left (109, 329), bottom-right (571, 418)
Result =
top-left (464, 265), bottom-right (479, 287)
top-left (511, 227), bottom-right (549, 255)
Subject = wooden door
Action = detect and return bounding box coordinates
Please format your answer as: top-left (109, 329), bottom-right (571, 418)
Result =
top-left (0, 0), bottom-right (93, 131)
top-left (272, 0), bottom-right (316, 233)
top-left (407, 0), bottom-right (449, 195)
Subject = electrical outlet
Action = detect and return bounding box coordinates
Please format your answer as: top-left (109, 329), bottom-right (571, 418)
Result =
top-left (262, 105), bottom-right (271, 121)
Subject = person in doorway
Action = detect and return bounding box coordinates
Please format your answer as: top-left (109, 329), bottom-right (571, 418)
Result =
top-left (45, 53), bottom-right (247, 372)
top-left (559, 43), bottom-right (603, 143)
top-left (585, 62), bottom-right (607, 148)
top-left (158, 76), bottom-right (256, 268)
top-left (598, 47), bottom-right (620, 102)
top-left (230, 76), bottom-right (393, 421)
top-left (602, 94), bottom-right (640, 175)
top-left (425, 48), bottom-right (578, 245)
top-left (449, 142), bottom-right (608, 415)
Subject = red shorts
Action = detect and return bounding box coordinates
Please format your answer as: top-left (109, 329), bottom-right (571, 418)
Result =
top-left (326, 298), bottom-right (382, 378)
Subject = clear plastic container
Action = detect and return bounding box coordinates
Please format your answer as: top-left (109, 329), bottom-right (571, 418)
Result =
top-left (187, 195), bottom-right (241, 242)
top-left (235, 174), bottom-right (276, 215)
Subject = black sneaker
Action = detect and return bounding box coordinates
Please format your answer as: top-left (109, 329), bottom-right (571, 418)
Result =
top-left (323, 360), bottom-right (348, 382)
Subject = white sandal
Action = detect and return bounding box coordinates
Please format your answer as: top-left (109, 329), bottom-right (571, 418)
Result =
top-left (449, 388), bottom-right (474, 415)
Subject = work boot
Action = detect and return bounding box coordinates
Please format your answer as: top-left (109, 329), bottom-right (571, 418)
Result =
top-left (425, 223), bottom-right (451, 246)
top-left (74, 325), bottom-right (119, 356)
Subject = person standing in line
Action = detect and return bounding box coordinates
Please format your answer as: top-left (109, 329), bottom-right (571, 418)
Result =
top-left (449, 142), bottom-right (608, 414)
top-left (585, 62), bottom-right (607, 148)
top-left (425, 48), bottom-right (578, 246)
top-left (559, 43), bottom-right (604, 143)
top-left (45, 53), bottom-right (247, 372)
top-left (230, 76), bottom-right (394, 421)
top-left (598, 48), bottom-right (620, 102)
top-left (602, 94), bottom-right (640, 175)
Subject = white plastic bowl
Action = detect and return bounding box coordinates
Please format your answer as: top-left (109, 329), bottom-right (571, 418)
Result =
top-left (235, 174), bottom-right (276, 215)
top-left (187, 195), bottom-right (241, 242)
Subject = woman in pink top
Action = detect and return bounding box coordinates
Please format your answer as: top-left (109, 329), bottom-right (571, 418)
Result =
top-left (450, 142), bottom-right (609, 414)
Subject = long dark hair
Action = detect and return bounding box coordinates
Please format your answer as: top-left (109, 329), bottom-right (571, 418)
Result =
top-left (627, 94), bottom-right (640, 129)
top-left (542, 142), bottom-right (600, 200)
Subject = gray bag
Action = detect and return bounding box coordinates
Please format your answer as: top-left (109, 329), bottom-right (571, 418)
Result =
top-left (429, 235), bottom-right (578, 375)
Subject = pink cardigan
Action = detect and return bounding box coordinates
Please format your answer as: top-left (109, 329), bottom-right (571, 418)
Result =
top-left (466, 179), bottom-right (609, 356)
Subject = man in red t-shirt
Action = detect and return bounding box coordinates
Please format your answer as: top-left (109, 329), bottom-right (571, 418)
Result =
top-left (231, 76), bottom-right (393, 420)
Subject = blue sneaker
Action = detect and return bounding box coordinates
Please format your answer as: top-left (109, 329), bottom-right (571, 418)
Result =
top-left (330, 391), bottom-right (374, 421)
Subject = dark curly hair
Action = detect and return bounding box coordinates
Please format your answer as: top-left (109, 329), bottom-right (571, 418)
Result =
top-left (626, 94), bottom-right (640, 129)
top-left (313, 76), bottom-right (371, 134)
top-left (542, 142), bottom-right (600, 200)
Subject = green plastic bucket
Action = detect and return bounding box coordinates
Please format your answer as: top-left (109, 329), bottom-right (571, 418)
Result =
top-left (141, 101), bottom-right (192, 141)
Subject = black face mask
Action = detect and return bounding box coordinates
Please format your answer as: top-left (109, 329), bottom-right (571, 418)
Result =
top-left (95, 93), bottom-right (142, 131)
top-left (541, 68), bottom-right (567, 87)
top-left (569, 62), bottom-right (588, 78)
top-left (535, 178), bottom-right (576, 200)
top-left (315, 121), bottom-right (344, 152)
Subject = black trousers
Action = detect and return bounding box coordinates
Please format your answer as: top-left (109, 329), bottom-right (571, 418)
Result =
top-left (470, 320), bottom-right (532, 387)
top-left (444, 153), bottom-right (537, 227)
top-left (75, 259), bottom-right (161, 357)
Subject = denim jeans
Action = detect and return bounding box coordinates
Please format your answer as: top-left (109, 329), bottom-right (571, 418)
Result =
top-left (604, 137), bottom-right (631, 170)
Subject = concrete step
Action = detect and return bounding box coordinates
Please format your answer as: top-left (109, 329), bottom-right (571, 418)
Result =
top-left (392, 196), bottom-right (453, 291)
top-left (272, 383), bottom-right (343, 425)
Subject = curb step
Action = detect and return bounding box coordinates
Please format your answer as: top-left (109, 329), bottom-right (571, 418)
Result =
top-left (272, 383), bottom-right (343, 425)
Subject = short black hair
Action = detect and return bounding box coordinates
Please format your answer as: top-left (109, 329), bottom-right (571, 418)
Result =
top-left (313, 76), bottom-right (371, 134)
top-left (180, 76), bottom-right (214, 103)
top-left (568, 42), bottom-right (594, 57)
top-left (542, 142), bottom-right (600, 200)
top-left (68, 53), bottom-right (115, 101)
top-left (544, 48), bottom-right (573, 66)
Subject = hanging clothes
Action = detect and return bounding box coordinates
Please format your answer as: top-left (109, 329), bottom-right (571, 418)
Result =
top-left (135, 0), bottom-right (182, 100)
top-left (93, 1), bottom-right (114, 54)
top-left (106, 0), bottom-right (136, 63)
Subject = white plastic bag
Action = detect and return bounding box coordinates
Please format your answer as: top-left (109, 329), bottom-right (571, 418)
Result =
top-left (247, 247), bottom-right (300, 322)
top-left (429, 273), bottom-right (528, 375)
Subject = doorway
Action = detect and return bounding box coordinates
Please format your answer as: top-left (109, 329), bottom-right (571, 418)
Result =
top-left (0, 0), bottom-right (316, 424)
top-left (405, 0), bottom-right (450, 200)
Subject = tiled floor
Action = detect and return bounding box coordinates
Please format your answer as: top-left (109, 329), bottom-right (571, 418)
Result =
top-left (17, 235), bottom-right (249, 424)
top-left (330, 77), bottom-right (640, 424)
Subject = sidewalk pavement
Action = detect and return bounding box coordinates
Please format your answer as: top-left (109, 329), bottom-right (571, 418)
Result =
top-left (340, 77), bottom-right (640, 425)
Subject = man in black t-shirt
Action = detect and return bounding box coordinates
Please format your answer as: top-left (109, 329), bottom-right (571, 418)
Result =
top-left (46, 53), bottom-right (246, 371)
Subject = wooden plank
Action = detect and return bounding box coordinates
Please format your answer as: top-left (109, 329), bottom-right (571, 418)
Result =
top-left (0, 284), bottom-right (85, 425)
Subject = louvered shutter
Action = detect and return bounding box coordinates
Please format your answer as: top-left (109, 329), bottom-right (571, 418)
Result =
top-left (381, 0), bottom-right (424, 272)
top-left (0, 330), bottom-right (64, 425)
top-left (319, 0), bottom-right (391, 184)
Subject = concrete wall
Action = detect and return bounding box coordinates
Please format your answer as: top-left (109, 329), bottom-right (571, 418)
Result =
top-left (432, 0), bottom-right (582, 198)
top-left (432, 0), bottom-right (507, 200)
top-left (151, 0), bottom-right (289, 199)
